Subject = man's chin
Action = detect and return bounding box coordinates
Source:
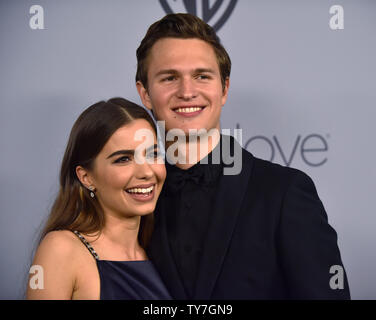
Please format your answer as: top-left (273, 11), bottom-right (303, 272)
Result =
top-left (165, 125), bottom-right (214, 135)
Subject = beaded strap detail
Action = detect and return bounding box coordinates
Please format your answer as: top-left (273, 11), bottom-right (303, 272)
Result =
top-left (73, 230), bottom-right (100, 260)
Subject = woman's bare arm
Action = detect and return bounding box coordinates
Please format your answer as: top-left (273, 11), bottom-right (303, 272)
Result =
top-left (26, 231), bottom-right (78, 300)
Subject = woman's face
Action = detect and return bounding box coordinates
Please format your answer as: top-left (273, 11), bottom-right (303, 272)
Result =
top-left (85, 119), bottom-right (166, 219)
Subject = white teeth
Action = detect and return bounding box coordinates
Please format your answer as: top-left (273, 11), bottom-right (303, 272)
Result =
top-left (126, 186), bottom-right (154, 194)
top-left (175, 107), bottom-right (202, 113)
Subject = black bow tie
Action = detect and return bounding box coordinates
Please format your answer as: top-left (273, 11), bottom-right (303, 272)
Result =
top-left (165, 162), bottom-right (222, 194)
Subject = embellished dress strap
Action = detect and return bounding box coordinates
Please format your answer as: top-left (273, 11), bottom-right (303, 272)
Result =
top-left (73, 230), bottom-right (100, 260)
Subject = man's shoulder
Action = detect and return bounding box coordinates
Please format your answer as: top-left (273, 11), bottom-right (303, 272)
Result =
top-left (241, 147), bottom-right (313, 186)
top-left (222, 135), bottom-right (308, 182)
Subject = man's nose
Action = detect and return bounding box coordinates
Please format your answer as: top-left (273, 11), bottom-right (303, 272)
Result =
top-left (177, 77), bottom-right (197, 100)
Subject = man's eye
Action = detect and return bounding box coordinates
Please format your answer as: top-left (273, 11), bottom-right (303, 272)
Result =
top-left (162, 76), bottom-right (176, 82)
top-left (197, 74), bottom-right (210, 80)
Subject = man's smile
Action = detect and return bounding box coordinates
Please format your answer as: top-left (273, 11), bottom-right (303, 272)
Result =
top-left (172, 105), bottom-right (206, 117)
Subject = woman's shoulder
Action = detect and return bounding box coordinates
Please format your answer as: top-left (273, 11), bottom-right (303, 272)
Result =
top-left (39, 230), bottom-right (81, 254)
top-left (27, 230), bottom-right (85, 299)
top-left (34, 230), bottom-right (92, 268)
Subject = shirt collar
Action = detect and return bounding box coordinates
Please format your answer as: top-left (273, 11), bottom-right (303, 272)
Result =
top-left (165, 136), bottom-right (224, 193)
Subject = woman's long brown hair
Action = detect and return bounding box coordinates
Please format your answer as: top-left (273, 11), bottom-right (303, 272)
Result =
top-left (39, 97), bottom-right (158, 248)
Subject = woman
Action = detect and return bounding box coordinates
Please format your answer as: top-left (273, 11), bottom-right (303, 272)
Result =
top-left (27, 98), bottom-right (170, 299)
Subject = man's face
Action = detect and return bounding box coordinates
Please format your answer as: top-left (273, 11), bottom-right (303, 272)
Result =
top-left (137, 38), bottom-right (229, 135)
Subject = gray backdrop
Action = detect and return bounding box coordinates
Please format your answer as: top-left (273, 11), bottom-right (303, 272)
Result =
top-left (0, 0), bottom-right (375, 299)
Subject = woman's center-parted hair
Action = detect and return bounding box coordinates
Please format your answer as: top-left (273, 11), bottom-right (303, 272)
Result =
top-left (136, 13), bottom-right (231, 91)
top-left (39, 98), bottom-right (157, 248)
top-left (65, 98), bottom-right (157, 176)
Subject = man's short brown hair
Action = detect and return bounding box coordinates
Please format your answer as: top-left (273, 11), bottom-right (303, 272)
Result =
top-left (136, 13), bottom-right (231, 91)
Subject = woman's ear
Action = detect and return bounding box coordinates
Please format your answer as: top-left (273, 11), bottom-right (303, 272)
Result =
top-left (75, 166), bottom-right (94, 189)
top-left (136, 81), bottom-right (153, 111)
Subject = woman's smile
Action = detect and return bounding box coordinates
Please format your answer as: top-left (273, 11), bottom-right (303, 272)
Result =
top-left (124, 183), bottom-right (156, 202)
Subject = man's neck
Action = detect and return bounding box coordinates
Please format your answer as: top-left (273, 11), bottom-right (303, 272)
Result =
top-left (165, 129), bottom-right (221, 170)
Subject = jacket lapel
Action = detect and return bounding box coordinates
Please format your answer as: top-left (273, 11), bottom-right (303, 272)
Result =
top-left (147, 193), bottom-right (188, 299)
top-left (194, 139), bottom-right (254, 299)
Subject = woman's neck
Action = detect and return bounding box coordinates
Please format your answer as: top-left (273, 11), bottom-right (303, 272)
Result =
top-left (90, 213), bottom-right (147, 261)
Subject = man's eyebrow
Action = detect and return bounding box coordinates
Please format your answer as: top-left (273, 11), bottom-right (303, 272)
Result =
top-left (106, 149), bottom-right (134, 159)
top-left (155, 68), bottom-right (216, 77)
top-left (155, 69), bottom-right (178, 77)
top-left (194, 68), bottom-right (216, 74)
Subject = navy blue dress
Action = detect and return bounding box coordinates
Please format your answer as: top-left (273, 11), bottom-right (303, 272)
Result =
top-left (73, 231), bottom-right (171, 300)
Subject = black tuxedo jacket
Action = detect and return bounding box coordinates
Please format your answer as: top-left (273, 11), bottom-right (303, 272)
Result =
top-left (147, 141), bottom-right (350, 300)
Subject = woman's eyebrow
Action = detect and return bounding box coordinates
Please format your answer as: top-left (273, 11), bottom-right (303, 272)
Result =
top-left (106, 149), bottom-right (134, 159)
top-left (107, 144), bottom-right (158, 159)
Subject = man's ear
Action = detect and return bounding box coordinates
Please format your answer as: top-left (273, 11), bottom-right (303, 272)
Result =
top-left (221, 77), bottom-right (230, 107)
top-left (136, 81), bottom-right (153, 111)
top-left (76, 166), bottom-right (94, 190)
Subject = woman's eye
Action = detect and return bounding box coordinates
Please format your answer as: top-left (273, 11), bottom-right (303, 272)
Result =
top-left (114, 156), bottom-right (131, 163)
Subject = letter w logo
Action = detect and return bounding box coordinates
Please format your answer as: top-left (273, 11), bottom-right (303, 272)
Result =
top-left (159, 0), bottom-right (238, 31)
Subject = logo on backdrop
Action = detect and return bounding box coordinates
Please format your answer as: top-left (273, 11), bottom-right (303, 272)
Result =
top-left (159, 0), bottom-right (238, 32)
top-left (237, 124), bottom-right (329, 167)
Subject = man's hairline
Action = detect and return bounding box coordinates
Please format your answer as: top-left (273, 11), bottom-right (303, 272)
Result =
top-left (138, 36), bottom-right (228, 91)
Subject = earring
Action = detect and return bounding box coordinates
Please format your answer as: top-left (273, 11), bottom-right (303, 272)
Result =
top-left (88, 186), bottom-right (95, 198)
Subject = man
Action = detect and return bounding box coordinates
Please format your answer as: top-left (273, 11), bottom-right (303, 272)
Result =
top-left (136, 13), bottom-right (350, 299)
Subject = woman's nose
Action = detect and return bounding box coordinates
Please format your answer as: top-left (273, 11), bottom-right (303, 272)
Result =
top-left (134, 158), bottom-right (154, 180)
